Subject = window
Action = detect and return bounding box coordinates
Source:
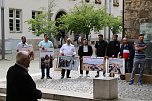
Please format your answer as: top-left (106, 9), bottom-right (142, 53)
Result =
top-left (32, 11), bottom-right (42, 31)
top-left (95, 0), bottom-right (101, 4)
top-left (113, 0), bottom-right (119, 7)
top-left (32, 11), bottom-right (42, 19)
top-left (9, 9), bottom-right (22, 32)
top-left (85, 0), bottom-right (90, 3)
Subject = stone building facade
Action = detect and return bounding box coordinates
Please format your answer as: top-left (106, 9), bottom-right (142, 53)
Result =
top-left (124, 0), bottom-right (152, 38)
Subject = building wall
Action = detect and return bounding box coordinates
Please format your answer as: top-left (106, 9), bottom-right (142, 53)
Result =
top-left (124, 0), bottom-right (152, 38)
top-left (124, 0), bottom-right (152, 74)
top-left (0, 0), bottom-right (48, 50)
top-left (50, 0), bottom-right (123, 42)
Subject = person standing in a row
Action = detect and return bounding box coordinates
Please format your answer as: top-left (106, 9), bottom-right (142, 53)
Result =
top-left (16, 36), bottom-right (35, 60)
top-left (78, 38), bottom-right (93, 77)
top-left (38, 34), bottom-right (54, 79)
top-left (107, 34), bottom-right (120, 58)
top-left (120, 37), bottom-right (134, 73)
top-left (60, 38), bottom-right (76, 79)
top-left (94, 34), bottom-right (108, 77)
top-left (129, 34), bottom-right (147, 85)
top-left (16, 36), bottom-right (28, 52)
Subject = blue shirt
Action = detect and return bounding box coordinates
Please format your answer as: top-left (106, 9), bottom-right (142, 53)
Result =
top-left (38, 40), bottom-right (53, 48)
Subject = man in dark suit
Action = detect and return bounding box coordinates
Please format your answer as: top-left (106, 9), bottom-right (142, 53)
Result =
top-left (106, 34), bottom-right (120, 58)
top-left (78, 38), bottom-right (93, 77)
top-left (6, 51), bottom-right (42, 101)
top-left (94, 34), bottom-right (108, 77)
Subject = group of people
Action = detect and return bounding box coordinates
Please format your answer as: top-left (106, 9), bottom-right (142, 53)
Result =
top-left (6, 33), bottom-right (147, 101)
top-left (15, 33), bottom-right (147, 84)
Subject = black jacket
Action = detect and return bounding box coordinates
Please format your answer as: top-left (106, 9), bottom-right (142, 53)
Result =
top-left (6, 64), bottom-right (42, 101)
top-left (78, 45), bottom-right (93, 58)
top-left (107, 40), bottom-right (120, 57)
top-left (95, 40), bottom-right (108, 57)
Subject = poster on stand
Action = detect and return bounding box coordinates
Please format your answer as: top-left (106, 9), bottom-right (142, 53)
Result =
top-left (107, 58), bottom-right (125, 75)
top-left (40, 48), bottom-right (54, 69)
top-left (17, 44), bottom-right (34, 60)
top-left (83, 56), bottom-right (104, 71)
top-left (57, 56), bottom-right (79, 70)
top-left (17, 44), bottom-right (33, 52)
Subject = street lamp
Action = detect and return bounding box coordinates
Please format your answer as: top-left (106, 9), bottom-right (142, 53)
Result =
top-left (108, 0), bottom-right (112, 42)
top-left (122, 0), bottom-right (125, 38)
top-left (0, 0), bottom-right (5, 59)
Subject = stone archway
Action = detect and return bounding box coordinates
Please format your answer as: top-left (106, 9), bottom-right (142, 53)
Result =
top-left (55, 10), bottom-right (67, 47)
top-left (55, 10), bottom-right (67, 21)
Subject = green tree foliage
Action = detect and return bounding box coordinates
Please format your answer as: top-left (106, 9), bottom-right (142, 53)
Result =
top-left (57, 3), bottom-right (112, 38)
top-left (109, 16), bottom-right (122, 35)
top-left (26, 12), bottom-right (58, 37)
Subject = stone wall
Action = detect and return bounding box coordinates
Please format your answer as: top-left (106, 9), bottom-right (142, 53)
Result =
top-left (124, 0), bottom-right (152, 38)
top-left (125, 0), bottom-right (152, 74)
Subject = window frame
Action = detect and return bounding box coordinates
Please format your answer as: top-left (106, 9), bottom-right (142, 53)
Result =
top-left (31, 10), bottom-right (42, 32)
top-left (9, 8), bottom-right (22, 33)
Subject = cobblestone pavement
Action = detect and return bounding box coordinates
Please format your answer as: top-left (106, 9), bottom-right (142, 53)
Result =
top-left (0, 50), bottom-right (152, 101)
top-left (32, 71), bottom-right (152, 101)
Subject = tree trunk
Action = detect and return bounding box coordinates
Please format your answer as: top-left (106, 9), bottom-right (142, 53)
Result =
top-left (86, 33), bottom-right (89, 40)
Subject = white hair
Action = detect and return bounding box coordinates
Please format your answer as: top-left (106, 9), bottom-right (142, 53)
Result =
top-left (16, 51), bottom-right (29, 63)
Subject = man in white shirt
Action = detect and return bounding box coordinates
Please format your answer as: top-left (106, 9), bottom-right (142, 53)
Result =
top-left (60, 38), bottom-right (76, 79)
top-left (38, 34), bottom-right (54, 79)
top-left (16, 36), bottom-right (29, 52)
top-left (16, 36), bottom-right (34, 60)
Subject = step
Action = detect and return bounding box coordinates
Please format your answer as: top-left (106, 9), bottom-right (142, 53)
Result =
top-left (40, 88), bottom-right (97, 101)
top-left (0, 93), bottom-right (59, 101)
top-left (125, 73), bottom-right (152, 83)
top-left (41, 99), bottom-right (59, 101)
top-left (0, 84), bottom-right (142, 101)
top-left (0, 93), bottom-right (6, 101)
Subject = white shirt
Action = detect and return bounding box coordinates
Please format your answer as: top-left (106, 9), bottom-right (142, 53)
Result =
top-left (16, 42), bottom-right (28, 52)
top-left (83, 46), bottom-right (88, 52)
top-left (60, 43), bottom-right (76, 56)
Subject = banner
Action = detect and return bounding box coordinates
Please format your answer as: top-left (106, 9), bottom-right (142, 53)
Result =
top-left (58, 56), bottom-right (79, 70)
top-left (107, 58), bottom-right (125, 75)
top-left (17, 44), bottom-right (34, 60)
top-left (40, 48), bottom-right (54, 69)
top-left (83, 56), bottom-right (104, 71)
top-left (17, 44), bottom-right (33, 52)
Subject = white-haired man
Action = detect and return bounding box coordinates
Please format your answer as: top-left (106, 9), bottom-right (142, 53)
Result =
top-left (60, 38), bottom-right (76, 79)
top-left (6, 51), bottom-right (42, 101)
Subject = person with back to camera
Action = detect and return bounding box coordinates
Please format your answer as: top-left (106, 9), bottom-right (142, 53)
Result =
top-left (6, 51), bottom-right (42, 101)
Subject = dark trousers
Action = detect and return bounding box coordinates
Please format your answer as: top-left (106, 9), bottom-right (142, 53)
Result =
top-left (80, 59), bottom-right (89, 74)
top-left (61, 69), bottom-right (70, 77)
top-left (41, 68), bottom-right (50, 77)
top-left (125, 59), bottom-right (133, 73)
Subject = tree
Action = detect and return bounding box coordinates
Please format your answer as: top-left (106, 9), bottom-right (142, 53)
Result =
top-left (109, 16), bottom-right (122, 35)
top-left (26, 12), bottom-right (58, 37)
top-left (57, 3), bottom-right (111, 39)
top-left (26, 0), bottom-right (57, 38)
